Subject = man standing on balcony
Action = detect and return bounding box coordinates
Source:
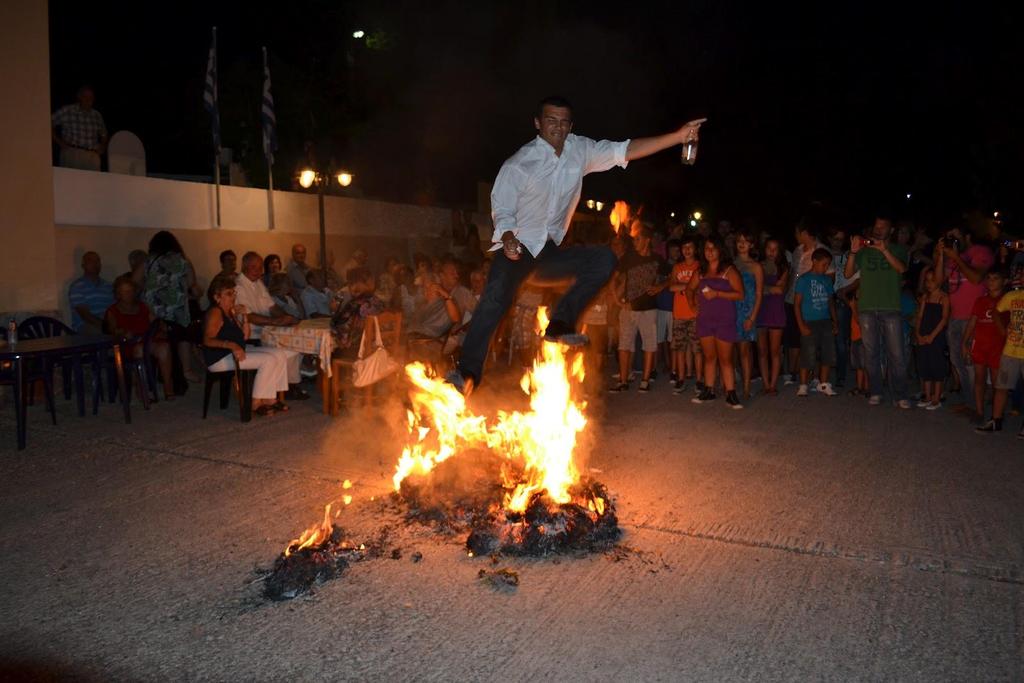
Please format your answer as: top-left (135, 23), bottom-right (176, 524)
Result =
top-left (447, 95), bottom-right (705, 395)
top-left (52, 85), bottom-right (108, 171)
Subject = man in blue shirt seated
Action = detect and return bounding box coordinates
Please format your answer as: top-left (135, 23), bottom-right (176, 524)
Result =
top-left (68, 251), bottom-right (113, 334)
top-left (300, 269), bottom-right (338, 318)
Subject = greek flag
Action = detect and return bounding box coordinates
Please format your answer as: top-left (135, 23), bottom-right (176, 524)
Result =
top-left (261, 47), bottom-right (277, 165)
top-left (203, 27), bottom-right (220, 149)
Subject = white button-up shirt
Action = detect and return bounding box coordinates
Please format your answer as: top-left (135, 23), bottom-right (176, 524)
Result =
top-left (235, 274), bottom-right (277, 337)
top-left (489, 134), bottom-right (630, 258)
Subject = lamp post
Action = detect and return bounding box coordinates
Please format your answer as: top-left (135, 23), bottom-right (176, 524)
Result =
top-left (298, 167), bottom-right (355, 274)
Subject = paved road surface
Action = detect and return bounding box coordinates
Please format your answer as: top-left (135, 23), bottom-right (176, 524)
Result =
top-left (1, 376), bottom-right (1021, 681)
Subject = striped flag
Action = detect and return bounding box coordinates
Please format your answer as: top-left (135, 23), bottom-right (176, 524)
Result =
top-left (203, 27), bottom-right (220, 149)
top-left (261, 47), bottom-right (277, 165)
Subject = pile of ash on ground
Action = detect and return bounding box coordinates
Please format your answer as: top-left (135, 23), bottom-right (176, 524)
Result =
top-left (396, 457), bottom-right (621, 557)
top-left (260, 524), bottom-right (397, 601)
top-left (465, 480), bottom-right (620, 557)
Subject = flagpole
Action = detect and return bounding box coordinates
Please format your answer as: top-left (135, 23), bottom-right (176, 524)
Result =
top-left (214, 146), bottom-right (222, 228)
top-left (266, 157), bottom-right (275, 231)
top-left (213, 27), bottom-right (221, 228)
top-left (263, 46), bottom-right (275, 231)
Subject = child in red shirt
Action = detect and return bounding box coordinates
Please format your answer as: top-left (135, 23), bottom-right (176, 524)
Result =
top-left (963, 270), bottom-right (1007, 422)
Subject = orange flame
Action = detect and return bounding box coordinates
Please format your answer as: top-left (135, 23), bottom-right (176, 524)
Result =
top-left (285, 503), bottom-right (333, 556)
top-left (609, 201), bottom-right (630, 234)
top-left (394, 309), bottom-right (589, 513)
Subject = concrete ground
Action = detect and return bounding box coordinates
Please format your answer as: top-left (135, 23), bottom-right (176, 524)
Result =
top-left (0, 368), bottom-right (1022, 682)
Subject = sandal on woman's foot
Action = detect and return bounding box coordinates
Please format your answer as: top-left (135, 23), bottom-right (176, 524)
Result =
top-left (272, 401), bottom-right (290, 412)
top-left (254, 405), bottom-right (277, 417)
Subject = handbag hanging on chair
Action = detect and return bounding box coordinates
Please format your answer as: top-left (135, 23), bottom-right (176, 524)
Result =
top-left (352, 316), bottom-right (400, 387)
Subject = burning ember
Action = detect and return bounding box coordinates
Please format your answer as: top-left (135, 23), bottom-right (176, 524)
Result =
top-left (263, 482), bottom-right (362, 601)
top-left (394, 308), bottom-right (620, 555)
top-left (264, 508), bottom-right (350, 601)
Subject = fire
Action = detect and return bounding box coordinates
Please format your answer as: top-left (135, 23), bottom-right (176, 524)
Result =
top-left (609, 200), bottom-right (630, 234)
top-left (285, 503), bottom-right (333, 557)
top-left (394, 309), bottom-right (593, 514)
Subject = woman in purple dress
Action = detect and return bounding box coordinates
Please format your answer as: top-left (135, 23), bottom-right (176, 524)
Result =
top-left (687, 235), bottom-right (746, 409)
top-left (756, 238), bottom-right (790, 395)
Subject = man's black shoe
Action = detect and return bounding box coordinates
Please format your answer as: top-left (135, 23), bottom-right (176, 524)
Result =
top-left (445, 369), bottom-right (474, 397)
top-left (543, 319), bottom-right (589, 347)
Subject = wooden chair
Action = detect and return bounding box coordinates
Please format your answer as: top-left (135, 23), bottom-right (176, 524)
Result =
top-left (199, 347), bottom-right (258, 422)
top-left (328, 311), bottom-right (402, 416)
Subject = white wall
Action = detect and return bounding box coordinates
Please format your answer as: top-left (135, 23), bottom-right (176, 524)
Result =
top-left (51, 169), bottom-right (468, 324)
top-left (53, 167), bottom-right (452, 238)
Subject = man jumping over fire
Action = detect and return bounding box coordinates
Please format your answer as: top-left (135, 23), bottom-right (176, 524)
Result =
top-left (447, 95), bottom-right (705, 396)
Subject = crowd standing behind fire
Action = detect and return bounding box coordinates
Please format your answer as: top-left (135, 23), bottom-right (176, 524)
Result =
top-left (62, 209), bottom-right (1023, 432)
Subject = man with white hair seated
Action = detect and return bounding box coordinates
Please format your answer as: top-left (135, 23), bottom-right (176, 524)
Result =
top-left (234, 251), bottom-right (310, 399)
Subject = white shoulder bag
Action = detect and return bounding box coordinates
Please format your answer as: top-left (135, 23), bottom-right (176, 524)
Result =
top-left (352, 317), bottom-right (400, 387)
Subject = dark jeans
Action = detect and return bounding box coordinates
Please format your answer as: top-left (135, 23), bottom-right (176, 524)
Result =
top-left (858, 310), bottom-right (908, 400)
top-left (457, 240), bottom-right (617, 385)
top-left (834, 297), bottom-right (852, 384)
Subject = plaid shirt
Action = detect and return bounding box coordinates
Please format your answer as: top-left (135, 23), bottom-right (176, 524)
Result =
top-left (52, 105), bottom-right (107, 150)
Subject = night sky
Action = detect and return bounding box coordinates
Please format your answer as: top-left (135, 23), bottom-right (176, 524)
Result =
top-left (49, 1), bottom-right (1022, 234)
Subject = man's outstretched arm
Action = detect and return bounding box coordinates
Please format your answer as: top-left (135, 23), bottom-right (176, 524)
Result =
top-left (626, 118), bottom-right (707, 161)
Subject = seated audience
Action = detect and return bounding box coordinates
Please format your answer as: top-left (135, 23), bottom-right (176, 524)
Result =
top-left (129, 249), bottom-right (148, 276)
top-left (301, 269), bottom-right (339, 318)
top-left (263, 253), bottom-right (283, 287)
top-left (376, 258), bottom-right (401, 304)
top-left (343, 248), bottom-right (368, 278)
top-left (332, 267), bottom-right (384, 359)
top-left (287, 243), bottom-right (311, 293)
top-left (407, 258), bottom-right (475, 340)
top-left (105, 274), bottom-right (174, 400)
top-left (219, 250), bottom-right (237, 278)
top-left (203, 274), bottom-right (291, 417)
top-left (268, 272), bottom-right (305, 320)
top-left (234, 251), bottom-right (308, 399)
top-left (469, 268), bottom-right (486, 300)
top-left (68, 250), bottom-right (113, 334)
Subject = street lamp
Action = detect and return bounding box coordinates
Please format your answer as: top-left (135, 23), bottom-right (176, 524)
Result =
top-left (298, 166), bottom-right (355, 273)
top-left (595, 201), bottom-right (604, 212)
top-left (693, 210), bottom-right (703, 221)
top-left (352, 30), bottom-right (365, 39)
top-left (585, 199), bottom-right (595, 210)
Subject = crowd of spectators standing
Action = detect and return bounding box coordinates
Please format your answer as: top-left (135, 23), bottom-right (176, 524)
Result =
top-left (594, 211), bottom-right (1021, 437)
top-left (64, 210), bottom-right (1023, 433)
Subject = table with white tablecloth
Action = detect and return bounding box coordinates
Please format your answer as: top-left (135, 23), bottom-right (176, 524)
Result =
top-left (260, 319), bottom-right (336, 413)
